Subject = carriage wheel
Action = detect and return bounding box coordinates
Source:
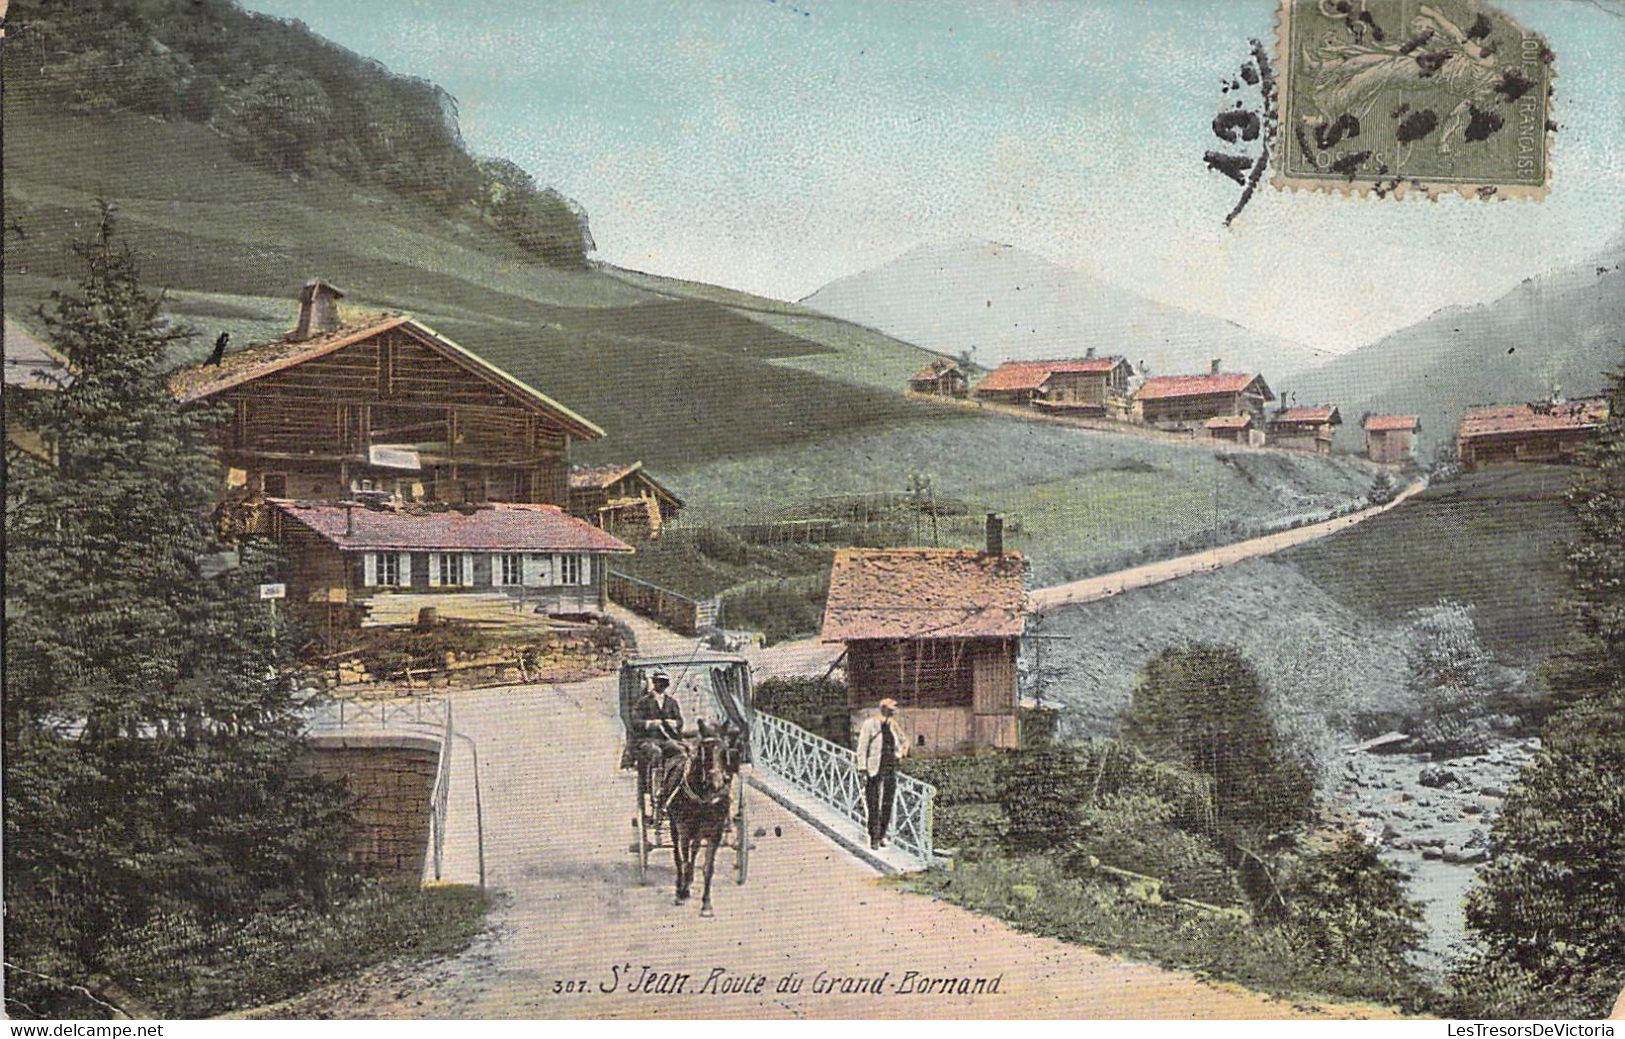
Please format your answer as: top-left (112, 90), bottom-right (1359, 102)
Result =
top-left (733, 772), bottom-right (749, 885)
top-left (635, 773), bottom-right (651, 885)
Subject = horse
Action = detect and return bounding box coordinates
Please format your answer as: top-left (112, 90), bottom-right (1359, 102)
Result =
top-left (656, 721), bottom-right (740, 917)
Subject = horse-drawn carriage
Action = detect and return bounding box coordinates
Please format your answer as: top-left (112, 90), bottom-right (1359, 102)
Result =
top-left (617, 655), bottom-right (754, 911)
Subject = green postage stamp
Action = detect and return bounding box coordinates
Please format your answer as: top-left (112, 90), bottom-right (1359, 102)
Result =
top-left (1276, 0), bottom-right (1553, 198)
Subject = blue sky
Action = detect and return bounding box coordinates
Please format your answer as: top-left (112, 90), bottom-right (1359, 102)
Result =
top-left (245, 0), bottom-right (1625, 351)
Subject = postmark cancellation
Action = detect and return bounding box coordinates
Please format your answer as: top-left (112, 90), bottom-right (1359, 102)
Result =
top-left (1275, 0), bottom-right (1553, 199)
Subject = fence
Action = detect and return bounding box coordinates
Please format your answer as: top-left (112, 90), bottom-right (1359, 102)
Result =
top-left (751, 711), bottom-right (936, 866)
top-left (606, 569), bottom-right (720, 635)
top-left (306, 696), bottom-right (474, 887)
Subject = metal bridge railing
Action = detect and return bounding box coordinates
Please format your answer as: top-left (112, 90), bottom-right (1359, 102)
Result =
top-left (751, 711), bottom-right (936, 865)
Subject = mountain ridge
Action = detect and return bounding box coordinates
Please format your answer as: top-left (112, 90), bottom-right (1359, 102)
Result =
top-left (800, 238), bottom-right (1336, 380)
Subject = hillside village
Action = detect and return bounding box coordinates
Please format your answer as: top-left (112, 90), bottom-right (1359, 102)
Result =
top-left (4, 0), bottom-right (1623, 1025)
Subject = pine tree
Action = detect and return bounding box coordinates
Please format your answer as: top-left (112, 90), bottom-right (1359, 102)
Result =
top-left (1455, 353), bottom-right (1625, 1017)
top-left (3, 208), bottom-right (350, 1017)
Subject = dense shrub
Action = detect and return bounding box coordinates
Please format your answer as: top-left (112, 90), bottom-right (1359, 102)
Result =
top-left (719, 574), bottom-right (828, 644)
top-left (1123, 645), bottom-right (1314, 839)
top-left (753, 676), bottom-right (849, 746)
top-left (1279, 834), bottom-right (1426, 981)
top-left (1071, 792), bottom-right (1240, 906)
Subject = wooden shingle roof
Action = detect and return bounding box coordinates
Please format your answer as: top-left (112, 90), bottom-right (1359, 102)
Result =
top-left (1136, 372), bottom-right (1272, 402)
top-left (977, 357), bottom-right (1126, 393)
top-left (1458, 399), bottom-right (1609, 439)
top-left (168, 314), bottom-right (605, 439)
top-left (820, 548), bottom-right (1027, 642)
top-left (272, 499), bottom-right (634, 553)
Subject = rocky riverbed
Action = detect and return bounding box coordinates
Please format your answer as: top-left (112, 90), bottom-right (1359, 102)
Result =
top-left (1332, 737), bottom-right (1540, 971)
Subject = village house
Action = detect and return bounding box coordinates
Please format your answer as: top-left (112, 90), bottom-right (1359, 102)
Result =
top-left (973, 352), bottom-right (1135, 415)
top-left (3, 317), bottom-right (72, 460)
top-left (1267, 405), bottom-right (1343, 454)
top-left (820, 516), bottom-right (1027, 755)
top-left (169, 281), bottom-right (604, 507)
top-left (1363, 414), bottom-right (1420, 464)
top-left (1456, 397), bottom-right (1610, 470)
top-left (907, 359), bottom-right (970, 398)
top-left (568, 461), bottom-right (684, 540)
top-left (1133, 360), bottom-right (1274, 430)
top-left (268, 498), bottom-right (632, 632)
top-left (1204, 413), bottom-right (1255, 445)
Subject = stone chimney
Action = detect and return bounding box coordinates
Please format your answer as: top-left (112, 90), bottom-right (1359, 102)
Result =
top-left (985, 512), bottom-right (1004, 557)
top-left (1085, 346), bottom-right (1096, 359)
top-left (292, 279), bottom-right (345, 341)
top-left (1210, 358), bottom-right (1222, 375)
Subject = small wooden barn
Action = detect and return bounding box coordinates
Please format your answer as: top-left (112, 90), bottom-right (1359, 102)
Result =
top-left (568, 461), bottom-right (684, 539)
top-left (1456, 398), bottom-right (1610, 470)
top-left (1267, 405), bottom-right (1342, 454)
top-left (268, 498), bottom-right (633, 630)
top-left (908, 359), bottom-right (970, 398)
top-left (974, 354), bottom-right (1134, 415)
top-left (1134, 361), bottom-right (1273, 430)
top-left (170, 281), bottom-right (604, 508)
top-left (1363, 414), bottom-right (1420, 464)
top-left (820, 519), bottom-right (1027, 755)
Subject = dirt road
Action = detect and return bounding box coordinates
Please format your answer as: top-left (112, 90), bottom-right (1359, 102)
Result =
top-left (1029, 477), bottom-right (1426, 612)
top-left (266, 676), bottom-right (1397, 1019)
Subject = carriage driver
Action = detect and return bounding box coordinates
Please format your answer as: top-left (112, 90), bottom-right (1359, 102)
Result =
top-left (631, 672), bottom-right (687, 777)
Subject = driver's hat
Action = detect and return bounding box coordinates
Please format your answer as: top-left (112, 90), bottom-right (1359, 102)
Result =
top-left (651, 671), bottom-right (671, 687)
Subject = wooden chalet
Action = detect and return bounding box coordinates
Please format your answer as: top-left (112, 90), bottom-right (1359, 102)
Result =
top-left (269, 498), bottom-right (632, 628)
top-left (1267, 405), bottom-right (1342, 454)
top-left (1363, 414), bottom-right (1420, 464)
top-left (908, 359), bottom-right (970, 398)
top-left (1134, 360), bottom-right (1273, 430)
top-left (568, 461), bottom-right (684, 539)
top-left (170, 281), bottom-right (604, 508)
top-left (974, 353), bottom-right (1134, 415)
top-left (820, 517), bottom-right (1027, 755)
top-left (3, 317), bottom-right (72, 460)
top-left (1204, 413), bottom-right (1254, 444)
top-left (1456, 397), bottom-right (1610, 470)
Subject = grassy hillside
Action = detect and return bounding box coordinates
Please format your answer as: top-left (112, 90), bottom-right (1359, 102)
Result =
top-left (1041, 465), bottom-right (1576, 751)
top-left (1, 103), bottom-right (942, 469)
top-left (1283, 466), bottom-right (1576, 664)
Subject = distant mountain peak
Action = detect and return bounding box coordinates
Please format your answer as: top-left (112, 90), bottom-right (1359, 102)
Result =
top-left (801, 240), bottom-right (1332, 378)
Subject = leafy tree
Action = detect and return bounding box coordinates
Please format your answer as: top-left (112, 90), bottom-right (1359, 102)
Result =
top-left (2, 210), bottom-right (351, 1018)
top-left (1122, 645), bottom-right (1314, 839)
top-left (1400, 600), bottom-right (1497, 753)
top-left (1455, 355), bottom-right (1625, 1018)
top-left (223, 68), bottom-right (333, 174)
top-left (1280, 834), bottom-right (1426, 982)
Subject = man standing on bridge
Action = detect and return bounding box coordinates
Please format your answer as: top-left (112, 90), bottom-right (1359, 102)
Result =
top-left (857, 698), bottom-right (908, 849)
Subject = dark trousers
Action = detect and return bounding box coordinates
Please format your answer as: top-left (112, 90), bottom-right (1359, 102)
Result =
top-left (864, 768), bottom-right (897, 844)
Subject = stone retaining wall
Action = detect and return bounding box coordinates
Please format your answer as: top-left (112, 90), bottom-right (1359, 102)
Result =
top-left (298, 733), bottom-right (441, 882)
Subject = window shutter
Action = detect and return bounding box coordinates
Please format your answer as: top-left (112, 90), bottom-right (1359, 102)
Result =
top-left (398, 552), bottom-right (413, 588)
top-left (579, 554), bottom-right (591, 585)
top-left (363, 553), bottom-right (377, 587)
top-left (429, 553), bottom-right (442, 587)
top-left (553, 554), bottom-right (564, 586)
top-left (522, 553), bottom-right (546, 587)
top-left (462, 552), bottom-right (475, 587)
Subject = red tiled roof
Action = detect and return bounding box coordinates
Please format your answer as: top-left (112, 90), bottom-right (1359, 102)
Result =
top-left (169, 313), bottom-right (604, 439)
top-left (820, 548), bottom-right (1027, 642)
top-left (1206, 414), bottom-right (1253, 430)
top-left (1135, 372), bottom-right (1270, 401)
top-left (1364, 414), bottom-right (1420, 432)
top-left (272, 499), bottom-right (634, 553)
top-left (1272, 405), bottom-right (1342, 425)
top-left (1458, 399), bottom-right (1610, 439)
top-left (976, 357), bottom-right (1126, 393)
